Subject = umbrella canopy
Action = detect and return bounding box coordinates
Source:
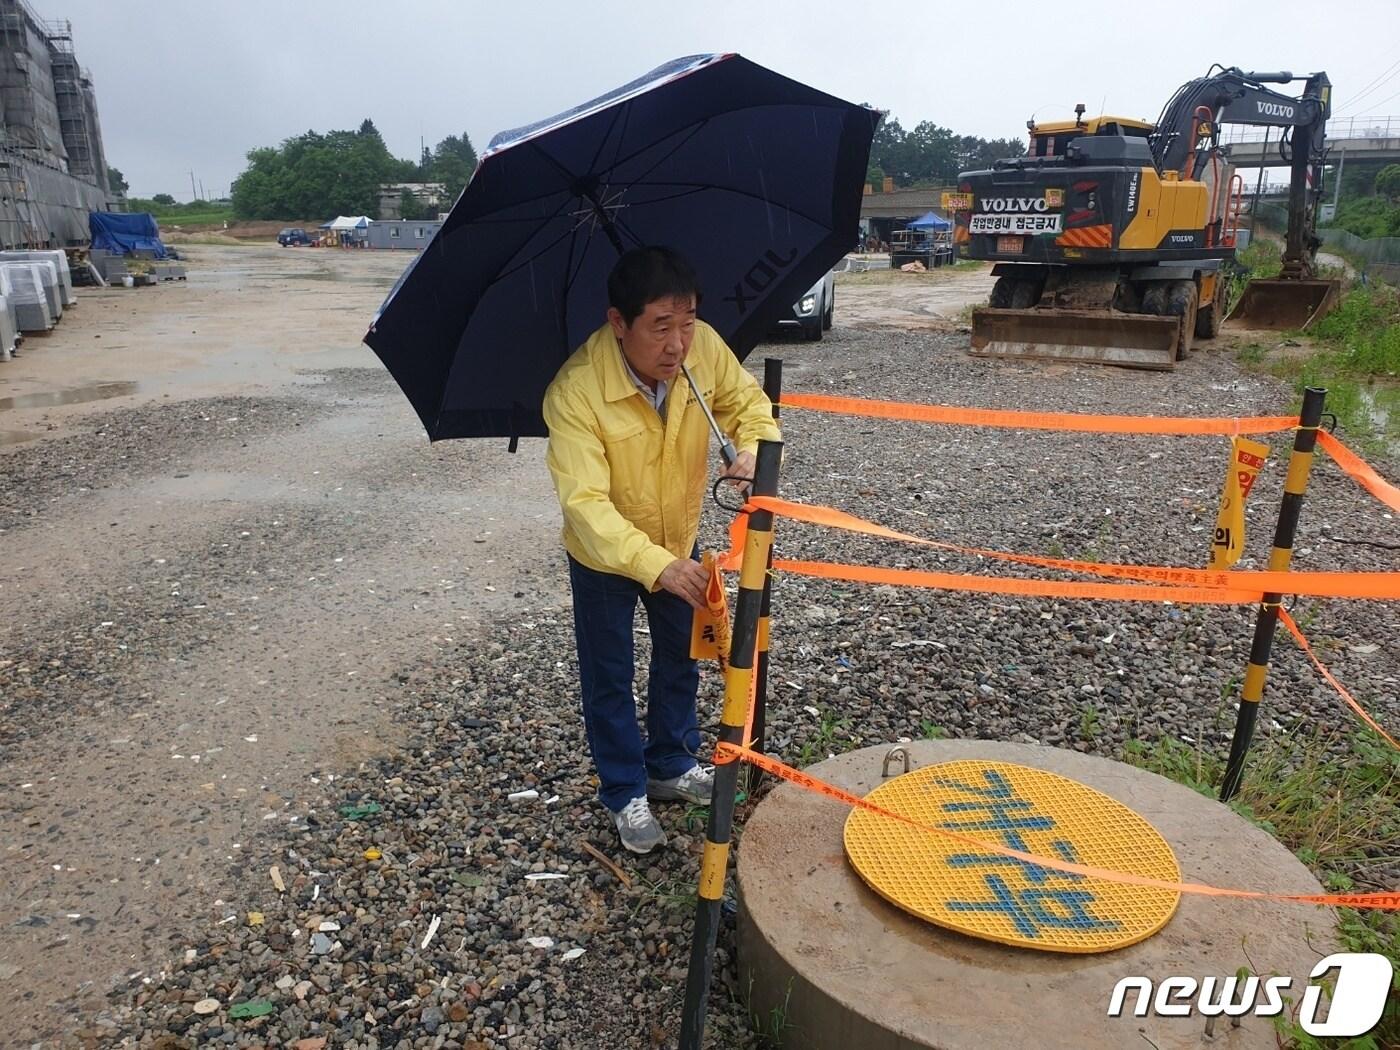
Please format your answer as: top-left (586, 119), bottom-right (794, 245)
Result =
top-left (364, 53), bottom-right (878, 441)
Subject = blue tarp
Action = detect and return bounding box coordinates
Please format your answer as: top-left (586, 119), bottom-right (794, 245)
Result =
top-left (89, 212), bottom-right (168, 258)
top-left (906, 210), bottom-right (950, 230)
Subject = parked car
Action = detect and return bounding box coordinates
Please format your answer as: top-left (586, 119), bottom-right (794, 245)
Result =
top-left (770, 270), bottom-right (835, 341)
top-left (278, 227), bottom-right (312, 247)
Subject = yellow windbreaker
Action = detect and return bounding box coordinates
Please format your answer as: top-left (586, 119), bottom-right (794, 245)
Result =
top-left (543, 320), bottom-right (780, 589)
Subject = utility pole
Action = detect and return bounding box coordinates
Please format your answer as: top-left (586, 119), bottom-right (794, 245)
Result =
top-left (189, 170), bottom-right (197, 201)
top-left (1248, 127), bottom-right (1270, 242)
top-left (198, 179), bottom-right (205, 201)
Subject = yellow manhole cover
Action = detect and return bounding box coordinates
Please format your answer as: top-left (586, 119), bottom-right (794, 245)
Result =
top-left (843, 760), bottom-right (1180, 953)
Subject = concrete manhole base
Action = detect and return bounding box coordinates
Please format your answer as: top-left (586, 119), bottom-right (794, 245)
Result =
top-left (736, 740), bottom-right (1338, 1050)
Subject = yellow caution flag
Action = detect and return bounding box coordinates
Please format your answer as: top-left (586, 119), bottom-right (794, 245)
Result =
top-left (689, 552), bottom-right (732, 668)
top-left (1209, 436), bottom-right (1270, 569)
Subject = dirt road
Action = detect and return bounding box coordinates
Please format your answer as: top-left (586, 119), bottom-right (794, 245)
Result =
top-left (0, 245), bottom-right (571, 1044)
top-left (832, 264), bottom-right (995, 330)
top-left (0, 245), bottom-right (995, 1044)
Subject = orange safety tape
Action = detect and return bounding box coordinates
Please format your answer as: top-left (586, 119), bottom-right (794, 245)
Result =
top-left (1318, 430), bottom-right (1400, 515)
top-left (745, 496), bottom-right (1400, 601)
top-left (728, 506), bottom-right (1254, 599)
top-left (1280, 609), bottom-right (1400, 753)
top-left (712, 741), bottom-right (1400, 911)
top-left (781, 392), bottom-right (1298, 436)
top-left (741, 645), bottom-right (759, 751)
top-left (722, 512), bottom-right (1258, 602)
top-left (772, 556), bottom-right (1262, 604)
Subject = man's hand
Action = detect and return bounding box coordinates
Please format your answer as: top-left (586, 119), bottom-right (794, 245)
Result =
top-left (656, 557), bottom-right (709, 610)
top-left (720, 449), bottom-right (756, 496)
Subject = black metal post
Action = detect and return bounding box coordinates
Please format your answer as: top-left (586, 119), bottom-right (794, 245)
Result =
top-left (1220, 388), bottom-right (1326, 801)
top-left (748, 358), bottom-right (783, 791)
top-left (679, 438), bottom-right (782, 1050)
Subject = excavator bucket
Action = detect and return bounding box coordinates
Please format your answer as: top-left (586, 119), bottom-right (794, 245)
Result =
top-left (1226, 278), bottom-right (1340, 330)
top-left (969, 308), bottom-right (1182, 370)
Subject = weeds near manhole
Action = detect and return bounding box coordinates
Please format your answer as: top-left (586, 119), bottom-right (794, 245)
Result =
top-left (751, 979), bottom-right (795, 1049)
top-left (1124, 728), bottom-right (1400, 1049)
top-left (1079, 703), bottom-right (1100, 742)
top-left (921, 720), bottom-right (949, 741)
top-left (796, 706), bottom-right (857, 767)
top-left (629, 875), bottom-right (696, 920)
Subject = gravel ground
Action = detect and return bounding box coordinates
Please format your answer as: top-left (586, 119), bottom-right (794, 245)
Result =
top-left (43, 324), bottom-right (1400, 1047)
top-left (0, 396), bottom-right (326, 534)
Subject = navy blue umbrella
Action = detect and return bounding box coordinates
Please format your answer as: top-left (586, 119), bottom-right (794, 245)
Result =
top-left (364, 53), bottom-right (878, 442)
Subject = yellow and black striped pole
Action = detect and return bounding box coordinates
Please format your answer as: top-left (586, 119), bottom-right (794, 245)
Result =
top-left (748, 358), bottom-right (783, 792)
top-left (679, 437), bottom-right (782, 1049)
top-left (1219, 387), bottom-right (1326, 802)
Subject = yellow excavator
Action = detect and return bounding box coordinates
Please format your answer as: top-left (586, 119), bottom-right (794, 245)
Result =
top-left (956, 67), bottom-right (1339, 369)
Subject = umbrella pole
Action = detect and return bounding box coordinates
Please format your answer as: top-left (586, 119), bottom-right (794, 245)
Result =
top-left (679, 438), bottom-right (782, 1050)
top-left (682, 363), bottom-right (737, 466)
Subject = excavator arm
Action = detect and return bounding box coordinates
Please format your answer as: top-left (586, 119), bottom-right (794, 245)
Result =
top-left (1155, 68), bottom-right (1335, 314)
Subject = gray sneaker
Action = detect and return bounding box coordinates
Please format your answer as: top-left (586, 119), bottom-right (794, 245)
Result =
top-left (611, 796), bottom-right (667, 854)
top-left (647, 764), bottom-right (714, 805)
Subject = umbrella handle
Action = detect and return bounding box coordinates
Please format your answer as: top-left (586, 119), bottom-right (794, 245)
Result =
top-left (682, 363), bottom-right (737, 466)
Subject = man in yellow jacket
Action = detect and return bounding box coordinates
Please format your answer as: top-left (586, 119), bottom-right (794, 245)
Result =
top-left (544, 246), bottom-right (780, 854)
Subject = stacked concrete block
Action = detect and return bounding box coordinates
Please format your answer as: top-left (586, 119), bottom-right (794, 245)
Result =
top-left (1, 259), bottom-right (52, 329)
top-left (30, 254), bottom-right (58, 315)
top-left (0, 291), bottom-right (16, 359)
top-left (88, 247), bottom-right (126, 282)
top-left (0, 263), bottom-right (21, 334)
top-left (0, 248), bottom-right (71, 303)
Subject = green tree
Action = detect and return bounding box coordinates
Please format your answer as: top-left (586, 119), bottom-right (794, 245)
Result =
top-left (151, 192), bottom-right (176, 206)
top-left (230, 119), bottom-right (411, 220)
top-left (425, 132), bottom-right (478, 202)
top-left (1375, 164), bottom-right (1400, 203)
top-left (869, 114), bottom-right (1022, 188)
top-left (106, 165), bottom-right (128, 194)
top-left (398, 188), bottom-right (430, 221)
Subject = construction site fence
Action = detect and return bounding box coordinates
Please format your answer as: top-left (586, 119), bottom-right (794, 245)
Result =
top-left (1256, 201), bottom-right (1400, 284)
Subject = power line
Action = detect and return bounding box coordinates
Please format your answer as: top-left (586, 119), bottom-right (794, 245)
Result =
top-left (1334, 58), bottom-right (1400, 116)
top-left (1345, 56), bottom-right (1400, 102)
top-left (1347, 85), bottom-right (1400, 115)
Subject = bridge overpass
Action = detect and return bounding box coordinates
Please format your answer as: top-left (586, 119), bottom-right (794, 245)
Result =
top-left (1222, 114), bottom-right (1400, 167)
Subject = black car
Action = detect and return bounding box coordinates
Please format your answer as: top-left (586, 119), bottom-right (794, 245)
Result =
top-left (277, 227), bottom-right (312, 247)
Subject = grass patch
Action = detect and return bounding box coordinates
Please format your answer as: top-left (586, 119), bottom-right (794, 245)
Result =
top-left (157, 208), bottom-right (236, 228)
top-left (1309, 285), bottom-right (1400, 376)
top-left (1232, 270), bottom-right (1400, 453)
top-left (1124, 730), bottom-right (1400, 1047)
top-left (795, 705), bottom-right (857, 767)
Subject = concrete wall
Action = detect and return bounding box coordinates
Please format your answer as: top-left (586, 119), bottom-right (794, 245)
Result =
top-left (78, 73), bottom-right (106, 188)
top-left (0, 0), bottom-right (112, 246)
top-left (49, 48), bottom-right (98, 181)
top-left (0, 152), bottom-right (110, 246)
top-left (0, 0), bottom-right (66, 166)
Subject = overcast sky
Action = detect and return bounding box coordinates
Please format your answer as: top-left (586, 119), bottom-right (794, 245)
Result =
top-left (60, 0), bottom-right (1400, 200)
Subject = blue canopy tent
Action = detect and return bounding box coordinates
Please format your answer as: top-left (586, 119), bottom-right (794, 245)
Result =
top-left (906, 210), bottom-right (951, 230)
top-left (89, 212), bottom-right (168, 258)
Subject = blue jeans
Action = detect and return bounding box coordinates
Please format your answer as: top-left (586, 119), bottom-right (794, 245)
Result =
top-left (567, 553), bottom-right (701, 812)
